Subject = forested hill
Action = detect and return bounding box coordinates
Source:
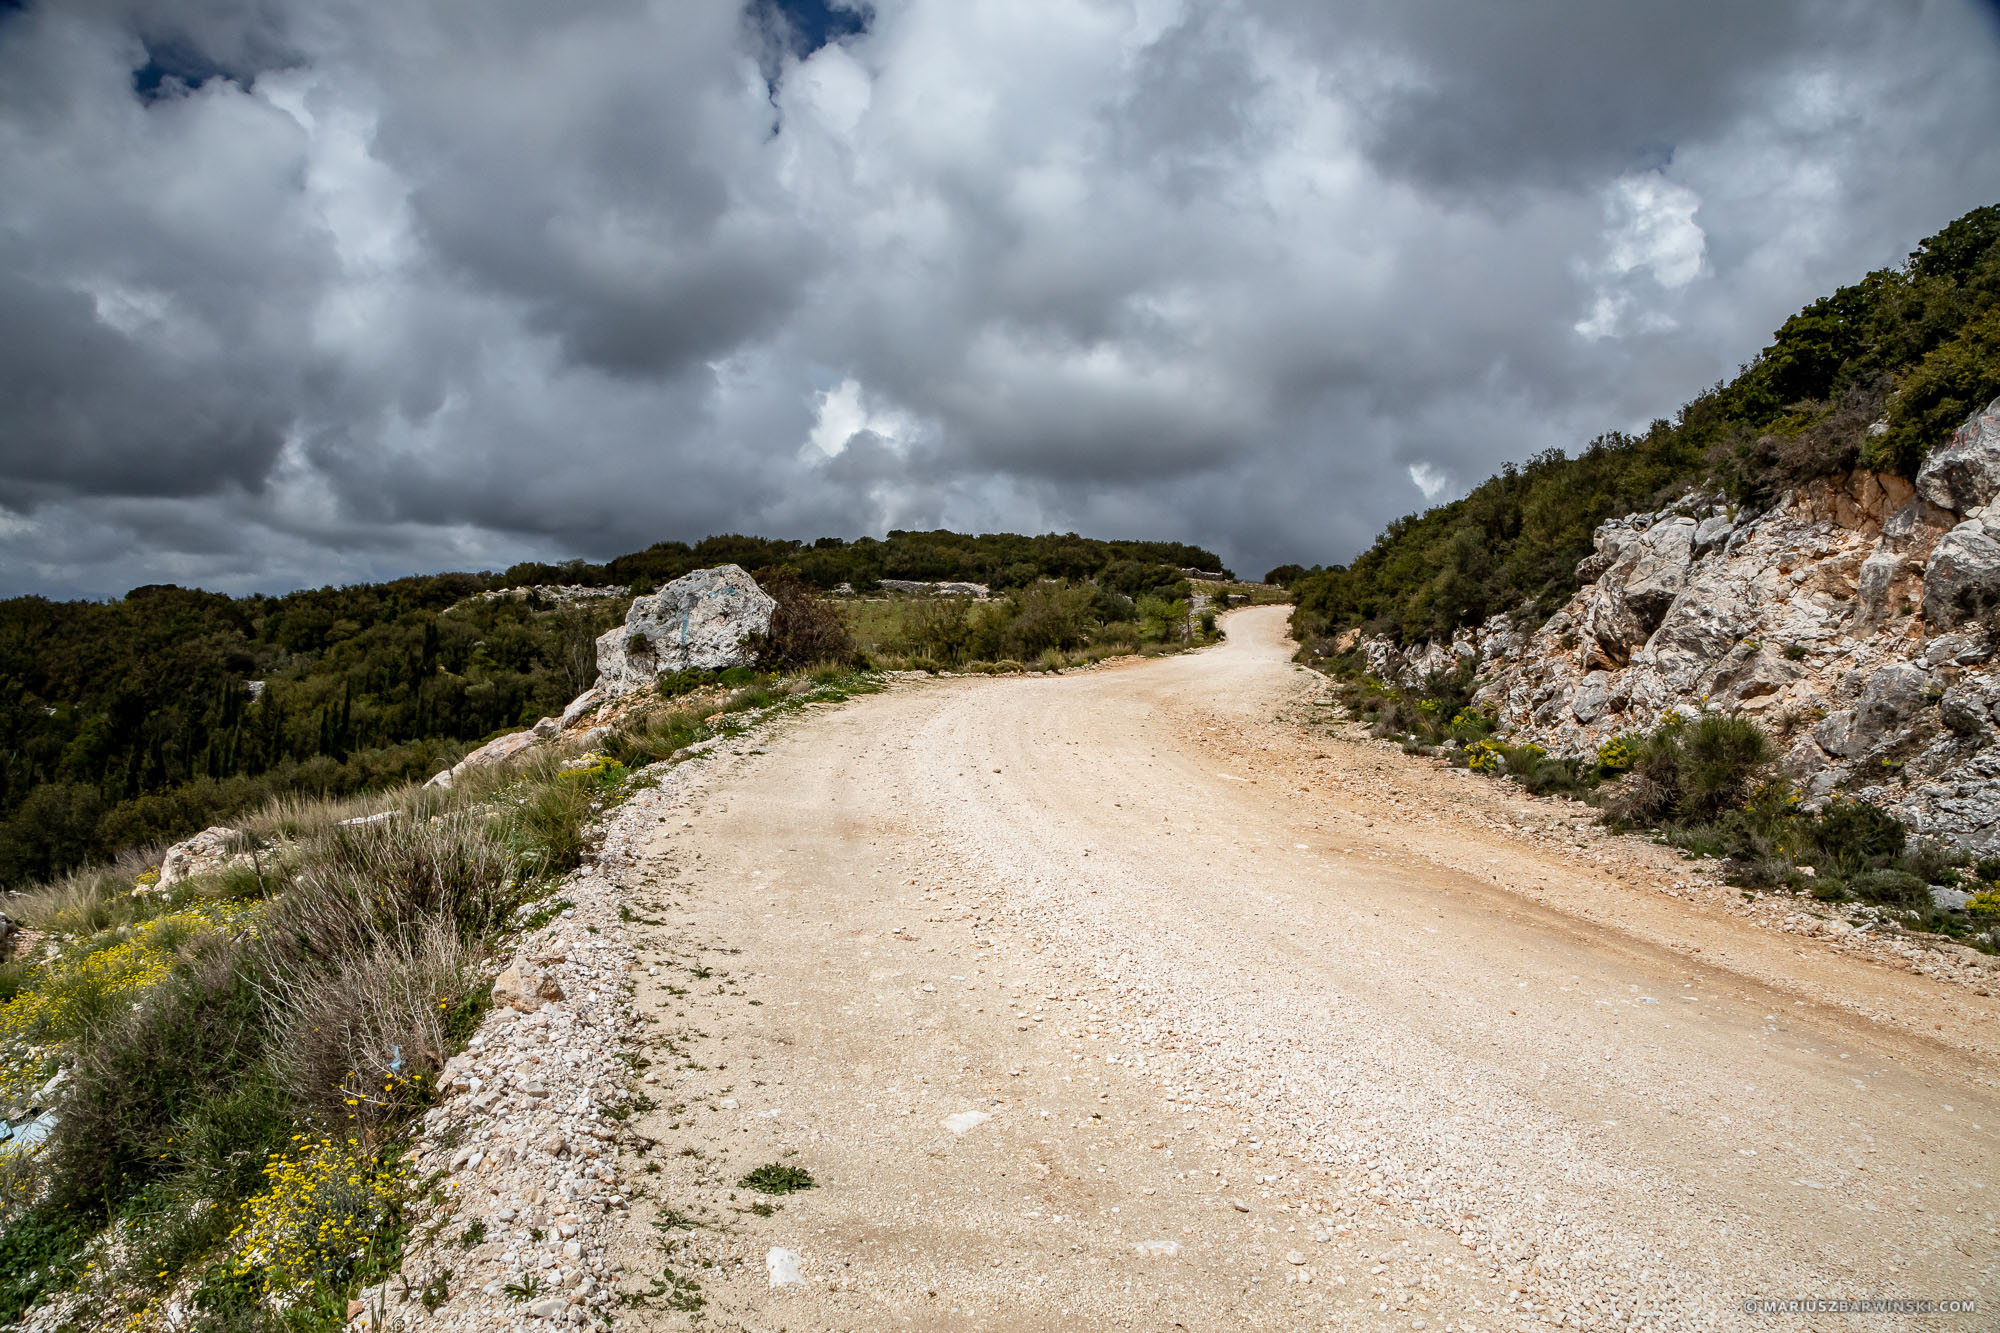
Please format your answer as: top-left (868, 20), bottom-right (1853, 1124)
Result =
top-left (1288, 202), bottom-right (2000, 648)
top-left (0, 529), bottom-right (1226, 888)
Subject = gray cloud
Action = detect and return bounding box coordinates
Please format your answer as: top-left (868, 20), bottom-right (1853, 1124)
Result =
top-left (1, 0), bottom-right (1998, 599)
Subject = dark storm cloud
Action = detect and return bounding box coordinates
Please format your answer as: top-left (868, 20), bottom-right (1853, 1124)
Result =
top-left (0, 0), bottom-right (1997, 597)
top-left (1256, 0), bottom-right (1843, 190)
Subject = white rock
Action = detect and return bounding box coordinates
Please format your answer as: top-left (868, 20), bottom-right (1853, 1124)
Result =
top-left (1133, 1240), bottom-right (1183, 1258)
top-left (156, 826), bottom-right (248, 889)
top-left (1916, 395), bottom-right (2000, 514)
top-left (595, 565), bottom-right (777, 698)
top-left (766, 1247), bottom-right (805, 1288)
top-left (942, 1110), bottom-right (991, 1135)
top-left (560, 687), bottom-right (606, 729)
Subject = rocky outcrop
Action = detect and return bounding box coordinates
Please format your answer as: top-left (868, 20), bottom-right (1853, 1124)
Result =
top-left (157, 825), bottom-right (252, 889)
top-left (425, 724), bottom-right (552, 789)
top-left (460, 583), bottom-right (627, 608)
top-left (1358, 396), bottom-right (2000, 851)
top-left (594, 565), bottom-right (776, 698)
top-left (424, 566), bottom-right (770, 788)
top-left (876, 579), bottom-right (989, 596)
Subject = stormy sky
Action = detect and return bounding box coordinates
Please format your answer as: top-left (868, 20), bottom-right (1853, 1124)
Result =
top-left (3, 0), bottom-right (1999, 598)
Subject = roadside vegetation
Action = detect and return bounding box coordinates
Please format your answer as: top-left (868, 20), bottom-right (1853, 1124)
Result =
top-left (1, 531), bottom-right (1229, 892)
top-left (1326, 658), bottom-right (1999, 951)
top-left (1288, 201), bottom-right (2000, 649)
top-left (842, 578), bottom-right (1245, 673)
top-left (0, 660), bottom-right (877, 1331)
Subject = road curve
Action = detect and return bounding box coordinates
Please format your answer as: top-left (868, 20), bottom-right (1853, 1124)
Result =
top-left (609, 605), bottom-right (1997, 1332)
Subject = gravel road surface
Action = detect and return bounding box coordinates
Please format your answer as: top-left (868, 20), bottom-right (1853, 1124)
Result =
top-left (604, 606), bottom-right (1998, 1332)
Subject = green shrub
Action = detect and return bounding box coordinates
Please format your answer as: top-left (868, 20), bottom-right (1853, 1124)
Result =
top-left (504, 778), bottom-right (595, 879)
top-left (1513, 755), bottom-right (1597, 798)
top-left (1596, 734), bottom-right (1638, 773)
top-left (43, 938), bottom-right (272, 1211)
top-left (1678, 716), bottom-right (1773, 819)
top-left (1868, 304), bottom-right (2000, 478)
top-left (1798, 799), bottom-right (1906, 873)
top-left (1848, 869), bottom-right (1932, 911)
top-left (0, 1203), bottom-right (95, 1325)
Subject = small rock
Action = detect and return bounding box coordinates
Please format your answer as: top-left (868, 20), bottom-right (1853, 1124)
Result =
top-left (1286, 1250), bottom-right (1305, 1265)
top-left (1230, 1199), bottom-right (1251, 1213)
top-left (942, 1110), bottom-right (991, 1135)
top-left (493, 965), bottom-right (543, 1013)
top-left (1133, 1240), bottom-right (1182, 1257)
top-left (766, 1247), bottom-right (805, 1288)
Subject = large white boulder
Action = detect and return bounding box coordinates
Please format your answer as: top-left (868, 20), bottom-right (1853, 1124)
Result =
top-left (595, 565), bottom-right (777, 698)
top-left (157, 826), bottom-right (249, 889)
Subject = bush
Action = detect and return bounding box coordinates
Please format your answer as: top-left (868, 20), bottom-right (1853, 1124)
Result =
top-left (1678, 715), bottom-right (1773, 819)
top-left (265, 919), bottom-right (479, 1137)
top-left (1596, 735), bottom-right (1638, 773)
top-left (751, 570), bottom-right (858, 669)
top-left (1798, 798), bottom-right (1906, 873)
top-left (1848, 869), bottom-right (1933, 911)
top-left (272, 814), bottom-right (519, 963)
top-left (0, 1204), bottom-right (95, 1325)
top-left (228, 1134), bottom-right (404, 1295)
top-left (43, 938), bottom-right (273, 1211)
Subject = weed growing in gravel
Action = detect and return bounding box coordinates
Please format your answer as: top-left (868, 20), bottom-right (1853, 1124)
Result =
top-left (738, 1163), bottom-right (815, 1194)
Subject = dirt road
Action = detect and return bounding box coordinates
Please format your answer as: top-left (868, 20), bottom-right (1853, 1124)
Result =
top-left (606, 606), bottom-right (1998, 1332)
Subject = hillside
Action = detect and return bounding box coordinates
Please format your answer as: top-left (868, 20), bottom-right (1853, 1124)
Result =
top-left (1286, 200), bottom-right (2000, 944)
top-left (0, 531), bottom-right (1224, 888)
top-left (1289, 202), bottom-right (2000, 647)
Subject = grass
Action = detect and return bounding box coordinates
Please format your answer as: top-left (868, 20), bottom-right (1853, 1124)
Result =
top-left (0, 660), bottom-right (876, 1328)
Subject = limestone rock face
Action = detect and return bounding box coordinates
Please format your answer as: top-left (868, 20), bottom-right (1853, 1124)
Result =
top-left (594, 565), bottom-right (776, 698)
top-left (1922, 514), bottom-right (2000, 628)
top-left (1352, 396), bottom-right (2000, 849)
top-left (1915, 395), bottom-right (2000, 514)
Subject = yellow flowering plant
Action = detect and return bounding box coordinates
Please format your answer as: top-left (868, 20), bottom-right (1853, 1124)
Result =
top-left (229, 1134), bottom-right (405, 1296)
